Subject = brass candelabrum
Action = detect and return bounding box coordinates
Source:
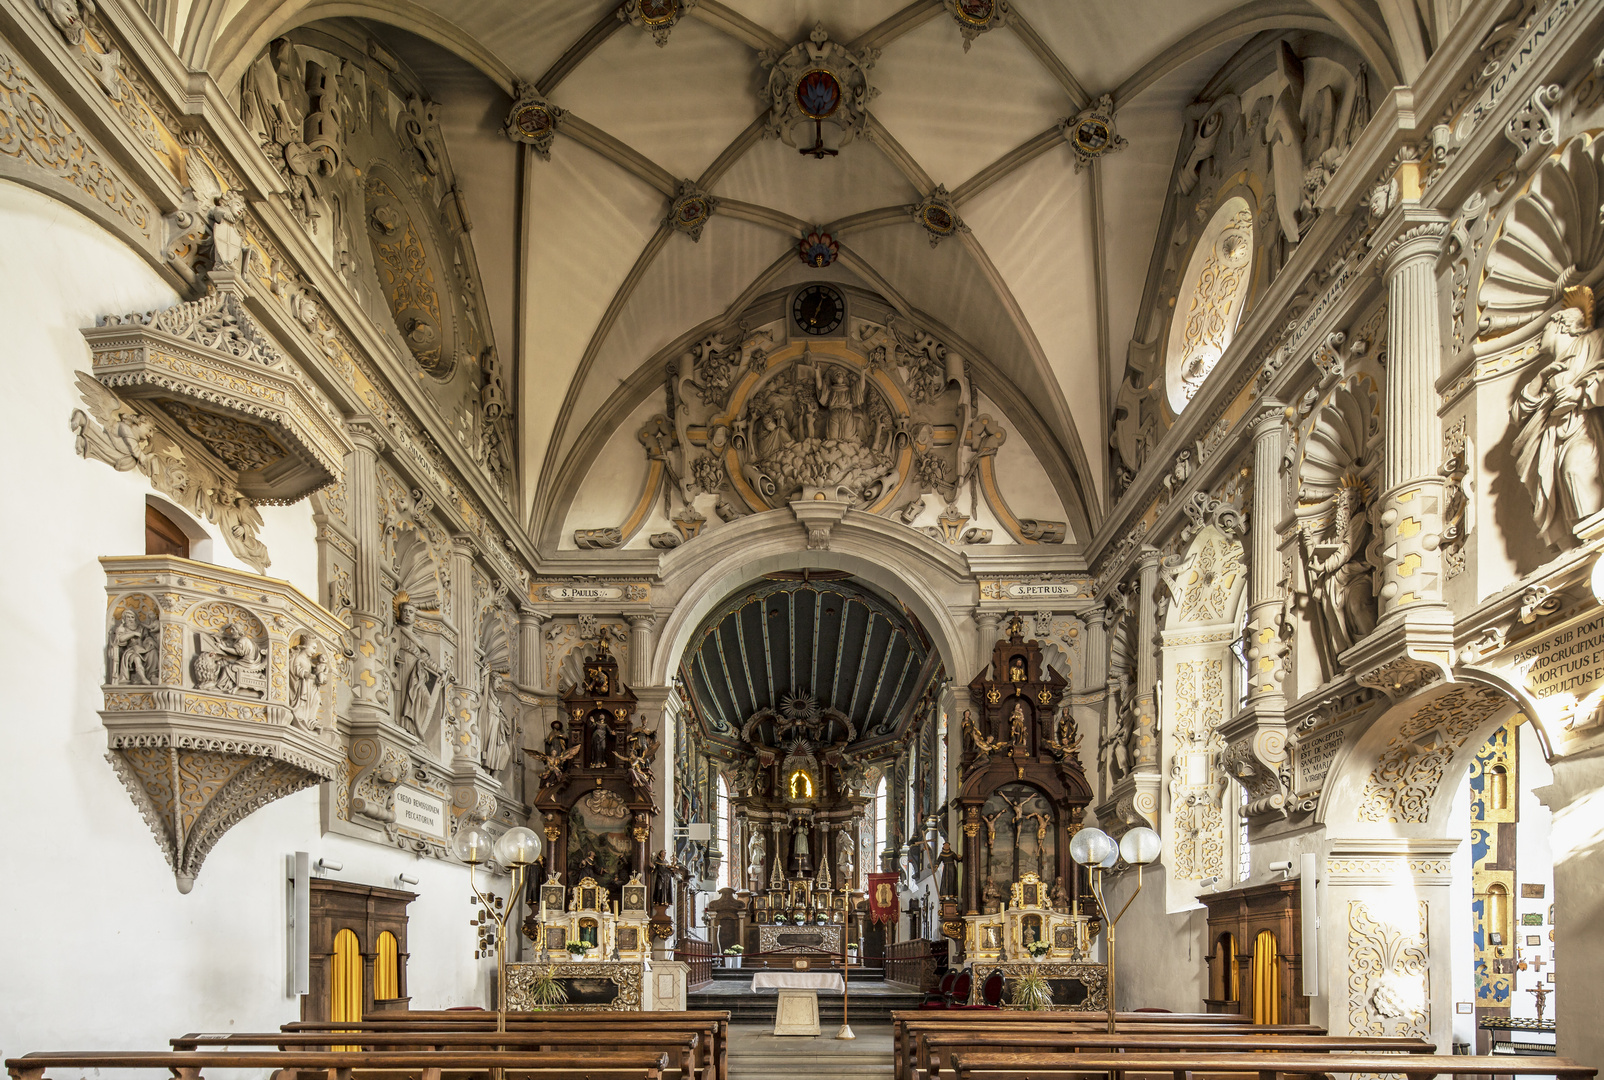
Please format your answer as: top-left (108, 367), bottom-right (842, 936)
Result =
top-left (456, 822), bottom-right (543, 1033)
top-left (1069, 825), bottom-right (1160, 1033)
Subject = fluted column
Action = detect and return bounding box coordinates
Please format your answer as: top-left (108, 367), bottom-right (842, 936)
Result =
top-left (346, 420), bottom-right (391, 727)
top-left (1130, 549), bottom-right (1161, 769)
top-left (628, 613), bottom-right (654, 688)
top-left (517, 605), bottom-right (545, 692)
top-left (1376, 209), bottom-right (1452, 620)
top-left (448, 535), bottom-right (480, 764)
top-left (974, 610), bottom-right (1000, 676)
top-left (1245, 407), bottom-right (1289, 705)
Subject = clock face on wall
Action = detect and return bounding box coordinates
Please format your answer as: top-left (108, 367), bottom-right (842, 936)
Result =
top-left (793, 284), bottom-right (845, 335)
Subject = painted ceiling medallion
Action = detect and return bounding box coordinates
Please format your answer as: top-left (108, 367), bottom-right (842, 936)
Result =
top-left (665, 179), bottom-right (717, 242)
top-left (618, 0), bottom-right (696, 46)
top-left (943, 0), bottom-right (1010, 51)
top-left (799, 228), bottom-right (838, 267)
top-left (762, 24), bottom-right (878, 159)
top-left (1060, 93), bottom-right (1128, 171)
top-left (909, 185), bottom-right (969, 247)
top-left (502, 81), bottom-right (565, 160)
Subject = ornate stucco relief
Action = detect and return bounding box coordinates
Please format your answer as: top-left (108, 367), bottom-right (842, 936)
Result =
top-left (1357, 686), bottom-right (1506, 823)
top-left (1347, 899), bottom-right (1430, 1038)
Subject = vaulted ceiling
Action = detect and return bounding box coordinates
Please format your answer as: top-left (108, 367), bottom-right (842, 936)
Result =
top-left (194, 0), bottom-right (1419, 548)
top-left (679, 574), bottom-right (940, 754)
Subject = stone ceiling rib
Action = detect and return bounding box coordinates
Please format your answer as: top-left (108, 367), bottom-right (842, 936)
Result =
top-left (955, 228), bottom-right (1100, 534)
top-left (863, 116), bottom-right (937, 197)
top-left (536, 6), bottom-right (625, 94)
top-left (699, 114), bottom-right (769, 189)
top-left (690, 0), bottom-right (787, 53)
top-left (529, 223), bottom-right (674, 532)
top-left (848, 0), bottom-right (946, 54)
top-left (949, 127), bottom-right (1059, 206)
top-left (1089, 164), bottom-right (1113, 417)
top-left (1007, 10), bottom-right (1091, 109)
top-left (1112, 0), bottom-right (1397, 105)
top-left (822, 205), bottom-right (913, 234)
top-left (718, 199), bottom-right (807, 234)
top-left (562, 116), bottom-right (679, 196)
top-left (1304, 0), bottom-right (1405, 84)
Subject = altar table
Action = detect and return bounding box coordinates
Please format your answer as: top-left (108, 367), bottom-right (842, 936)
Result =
top-left (750, 971), bottom-right (846, 1035)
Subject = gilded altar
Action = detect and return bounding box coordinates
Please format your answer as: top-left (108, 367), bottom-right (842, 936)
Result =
top-left (530, 874), bottom-right (652, 961)
top-left (505, 959), bottom-right (646, 1011)
top-left (757, 923), bottom-right (844, 956)
top-left (963, 874), bottom-right (1095, 961)
top-left (967, 960), bottom-right (1108, 1011)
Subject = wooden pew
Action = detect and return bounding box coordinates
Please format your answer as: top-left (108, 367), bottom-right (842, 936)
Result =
top-left (918, 1033), bottom-right (1435, 1080)
top-left (284, 1011), bottom-right (729, 1080)
top-left (173, 1030), bottom-right (701, 1080)
top-left (891, 1015), bottom-right (1325, 1080)
top-left (949, 1050), bottom-right (1594, 1080)
top-left (6, 1049), bottom-right (670, 1080)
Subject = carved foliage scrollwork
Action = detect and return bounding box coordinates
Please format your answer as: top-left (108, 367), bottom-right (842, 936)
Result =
top-left (1168, 658), bottom-right (1227, 880)
top-left (1358, 686), bottom-right (1506, 823)
top-left (1347, 899), bottom-right (1429, 1038)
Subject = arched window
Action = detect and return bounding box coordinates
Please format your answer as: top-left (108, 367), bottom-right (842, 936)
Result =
top-left (715, 774), bottom-right (730, 891)
top-left (374, 931), bottom-right (398, 1001)
top-left (874, 775), bottom-right (888, 863)
top-left (1165, 195), bottom-right (1255, 413)
top-left (1251, 929), bottom-right (1280, 1024)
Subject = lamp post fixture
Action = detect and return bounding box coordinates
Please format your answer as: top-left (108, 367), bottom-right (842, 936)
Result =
top-left (456, 822), bottom-right (543, 1032)
top-left (1069, 825), bottom-right (1160, 1033)
top-left (836, 883), bottom-right (854, 1040)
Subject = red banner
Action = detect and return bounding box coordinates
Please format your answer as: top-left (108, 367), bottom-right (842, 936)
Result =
top-left (867, 872), bottom-right (899, 925)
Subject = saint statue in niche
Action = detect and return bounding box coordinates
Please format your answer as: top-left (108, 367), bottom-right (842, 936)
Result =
top-left (1009, 702), bottom-right (1029, 750)
top-left (652, 849), bottom-right (675, 908)
top-left (1511, 289), bottom-right (1604, 547)
top-left (287, 637), bottom-right (330, 731)
top-left (393, 599), bottom-right (447, 740)
top-left (790, 770), bottom-right (813, 799)
top-left (1008, 655), bottom-right (1027, 682)
top-left (589, 712), bottom-right (610, 767)
top-left (109, 608), bottom-right (159, 685)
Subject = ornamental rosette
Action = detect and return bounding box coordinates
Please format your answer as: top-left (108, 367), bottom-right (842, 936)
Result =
top-left (760, 24), bottom-right (878, 158)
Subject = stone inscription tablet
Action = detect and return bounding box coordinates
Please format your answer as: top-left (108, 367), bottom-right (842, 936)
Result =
top-left (1505, 610), bottom-right (1604, 731)
top-left (394, 785), bottom-right (446, 840)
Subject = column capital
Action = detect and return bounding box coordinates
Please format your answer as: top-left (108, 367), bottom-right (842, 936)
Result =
top-left (1374, 205), bottom-right (1450, 273)
top-left (1134, 545), bottom-right (1163, 571)
top-left (628, 612), bottom-right (657, 631)
top-left (450, 533), bottom-right (478, 557)
top-left (345, 416), bottom-right (388, 454)
top-left (1250, 402), bottom-right (1288, 440)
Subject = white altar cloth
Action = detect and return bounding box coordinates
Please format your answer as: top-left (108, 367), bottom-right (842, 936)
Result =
top-left (751, 971), bottom-right (846, 993)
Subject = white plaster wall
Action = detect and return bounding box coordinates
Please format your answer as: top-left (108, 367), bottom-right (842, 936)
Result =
top-left (1100, 865), bottom-right (1207, 1011)
top-left (0, 180), bottom-right (491, 1052)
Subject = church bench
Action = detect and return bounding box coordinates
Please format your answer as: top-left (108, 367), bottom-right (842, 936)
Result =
top-left (173, 1030), bottom-right (701, 1080)
top-left (917, 1033), bottom-right (1435, 1080)
top-left (6, 1050), bottom-right (670, 1080)
top-left (892, 1018), bottom-right (1325, 1080)
top-left (283, 1013), bottom-right (728, 1080)
top-left (947, 1050), bottom-right (1594, 1080)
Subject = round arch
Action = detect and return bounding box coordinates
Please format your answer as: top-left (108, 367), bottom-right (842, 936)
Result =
top-left (649, 510), bottom-right (974, 691)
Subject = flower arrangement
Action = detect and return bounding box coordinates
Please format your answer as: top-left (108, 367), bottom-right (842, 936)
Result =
top-left (527, 964), bottom-right (568, 1008)
top-left (724, 945), bottom-right (744, 955)
top-left (1010, 968), bottom-right (1054, 1010)
top-left (565, 941), bottom-right (590, 956)
top-left (1025, 940), bottom-right (1051, 958)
